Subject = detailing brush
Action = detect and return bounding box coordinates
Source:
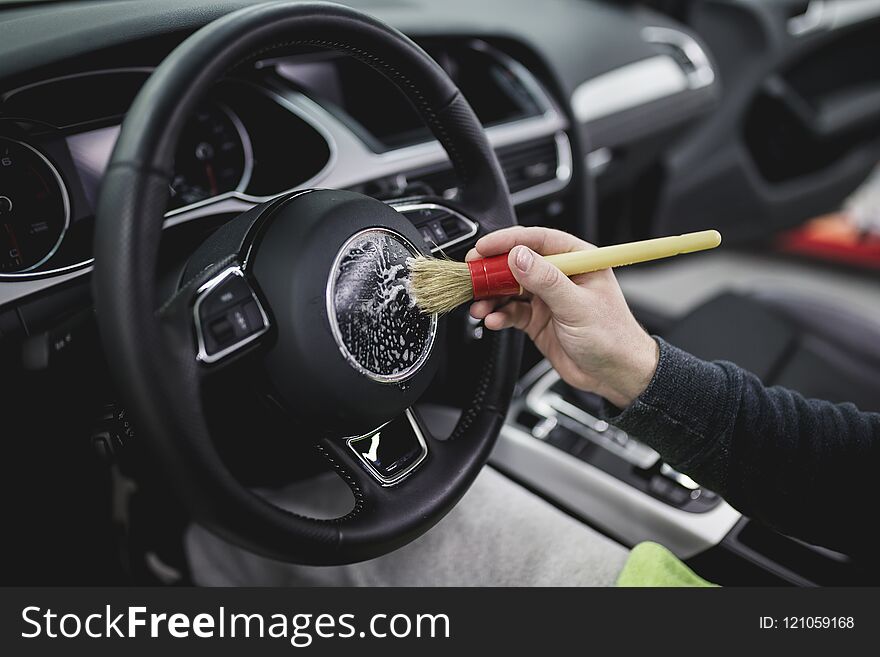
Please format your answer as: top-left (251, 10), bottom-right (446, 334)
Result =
top-left (409, 229), bottom-right (722, 314)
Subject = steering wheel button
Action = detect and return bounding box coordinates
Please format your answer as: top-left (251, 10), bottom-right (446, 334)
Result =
top-left (230, 307), bottom-right (249, 334)
top-left (440, 215), bottom-right (464, 237)
top-left (241, 300), bottom-right (266, 332)
top-left (193, 266), bottom-right (271, 363)
top-left (208, 316), bottom-right (235, 346)
top-left (201, 275), bottom-right (252, 318)
top-left (428, 220), bottom-right (447, 242)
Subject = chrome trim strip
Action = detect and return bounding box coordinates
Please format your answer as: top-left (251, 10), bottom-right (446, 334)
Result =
top-left (829, 0), bottom-right (880, 29)
top-left (788, 0), bottom-right (828, 36)
top-left (509, 130), bottom-right (573, 206)
top-left (571, 55), bottom-right (691, 124)
top-left (641, 26), bottom-right (715, 90)
top-left (389, 202), bottom-right (479, 254)
top-left (226, 103), bottom-right (254, 197)
top-left (788, 0), bottom-right (880, 36)
top-left (345, 408), bottom-right (428, 487)
top-left (193, 266), bottom-right (270, 364)
top-left (0, 261), bottom-right (89, 308)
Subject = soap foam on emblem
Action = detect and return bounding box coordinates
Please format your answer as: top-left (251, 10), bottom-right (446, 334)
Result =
top-left (331, 230), bottom-right (435, 382)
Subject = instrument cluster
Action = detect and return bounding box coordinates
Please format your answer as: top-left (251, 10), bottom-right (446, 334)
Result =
top-left (0, 69), bottom-right (332, 279)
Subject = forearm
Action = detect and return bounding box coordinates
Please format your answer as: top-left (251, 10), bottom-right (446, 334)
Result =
top-left (604, 338), bottom-right (880, 554)
top-left (602, 338), bottom-right (735, 492)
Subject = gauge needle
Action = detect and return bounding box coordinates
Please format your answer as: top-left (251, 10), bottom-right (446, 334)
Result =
top-left (205, 162), bottom-right (218, 196)
top-left (4, 222), bottom-right (22, 263)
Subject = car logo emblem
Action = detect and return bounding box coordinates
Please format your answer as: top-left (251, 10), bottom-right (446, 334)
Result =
top-left (362, 433), bottom-right (381, 463)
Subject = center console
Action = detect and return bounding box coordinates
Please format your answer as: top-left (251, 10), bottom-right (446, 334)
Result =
top-left (516, 361), bottom-right (722, 513)
top-left (491, 359), bottom-right (742, 560)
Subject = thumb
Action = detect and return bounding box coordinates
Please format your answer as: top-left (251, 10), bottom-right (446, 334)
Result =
top-left (509, 246), bottom-right (581, 320)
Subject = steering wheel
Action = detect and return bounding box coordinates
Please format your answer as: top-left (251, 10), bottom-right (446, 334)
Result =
top-left (92, 2), bottom-right (523, 565)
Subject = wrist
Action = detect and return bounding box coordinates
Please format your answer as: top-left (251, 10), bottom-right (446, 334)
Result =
top-left (601, 332), bottom-right (659, 408)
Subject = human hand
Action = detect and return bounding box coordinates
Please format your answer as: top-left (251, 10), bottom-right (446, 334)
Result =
top-left (467, 226), bottom-right (659, 408)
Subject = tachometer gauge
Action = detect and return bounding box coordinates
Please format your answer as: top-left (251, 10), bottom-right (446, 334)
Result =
top-left (168, 104), bottom-right (251, 211)
top-left (0, 137), bottom-right (70, 274)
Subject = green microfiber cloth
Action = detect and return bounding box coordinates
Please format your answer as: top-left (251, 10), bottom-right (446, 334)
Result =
top-left (616, 542), bottom-right (717, 587)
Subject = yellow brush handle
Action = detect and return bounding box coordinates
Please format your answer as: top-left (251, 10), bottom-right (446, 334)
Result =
top-left (544, 230), bottom-right (722, 276)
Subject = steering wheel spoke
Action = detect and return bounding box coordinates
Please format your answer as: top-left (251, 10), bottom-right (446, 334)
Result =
top-left (191, 265), bottom-right (270, 366)
top-left (158, 260), bottom-right (271, 377)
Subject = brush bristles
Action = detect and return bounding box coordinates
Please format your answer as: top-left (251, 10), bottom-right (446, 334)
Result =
top-left (408, 256), bottom-right (474, 315)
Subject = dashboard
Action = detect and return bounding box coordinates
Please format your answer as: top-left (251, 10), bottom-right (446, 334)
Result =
top-left (0, 38), bottom-right (573, 307)
top-left (0, 0), bottom-right (723, 317)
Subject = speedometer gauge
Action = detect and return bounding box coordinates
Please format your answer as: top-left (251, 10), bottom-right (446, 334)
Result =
top-left (168, 104), bottom-right (251, 211)
top-left (0, 137), bottom-right (70, 274)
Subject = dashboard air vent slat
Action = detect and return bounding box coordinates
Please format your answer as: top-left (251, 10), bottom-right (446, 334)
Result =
top-left (498, 137), bottom-right (559, 193)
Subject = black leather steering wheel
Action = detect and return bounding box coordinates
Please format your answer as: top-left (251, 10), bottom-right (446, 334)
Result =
top-left (93, 1), bottom-right (522, 565)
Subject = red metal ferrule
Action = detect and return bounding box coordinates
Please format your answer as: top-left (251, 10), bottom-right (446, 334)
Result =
top-left (468, 254), bottom-right (522, 300)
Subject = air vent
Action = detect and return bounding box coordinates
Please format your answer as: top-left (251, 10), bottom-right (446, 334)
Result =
top-left (498, 137), bottom-right (560, 193)
top-left (409, 134), bottom-right (565, 202)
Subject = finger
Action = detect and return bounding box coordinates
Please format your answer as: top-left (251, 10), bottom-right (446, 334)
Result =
top-left (470, 295), bottom-right (521, 319)
top-left (484, 311), bottom-right (511, 331)
top-left (465, 247), bottom-right (480, 262)
top-left (483, 301), bottom-right (533, 331)
top-left (508, 246), bottom-right (583, 322)
top-left (469, 298), bottom-right (502, 319)
top-left (474, 226), bottom-right (594, 258)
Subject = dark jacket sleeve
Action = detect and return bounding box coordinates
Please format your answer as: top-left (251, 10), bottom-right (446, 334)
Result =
top-left (604, 337), bottom-right (880, 556)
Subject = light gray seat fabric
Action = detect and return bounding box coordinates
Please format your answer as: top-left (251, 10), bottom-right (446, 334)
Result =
top-left (186, 466), bottom-right (629, 587)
